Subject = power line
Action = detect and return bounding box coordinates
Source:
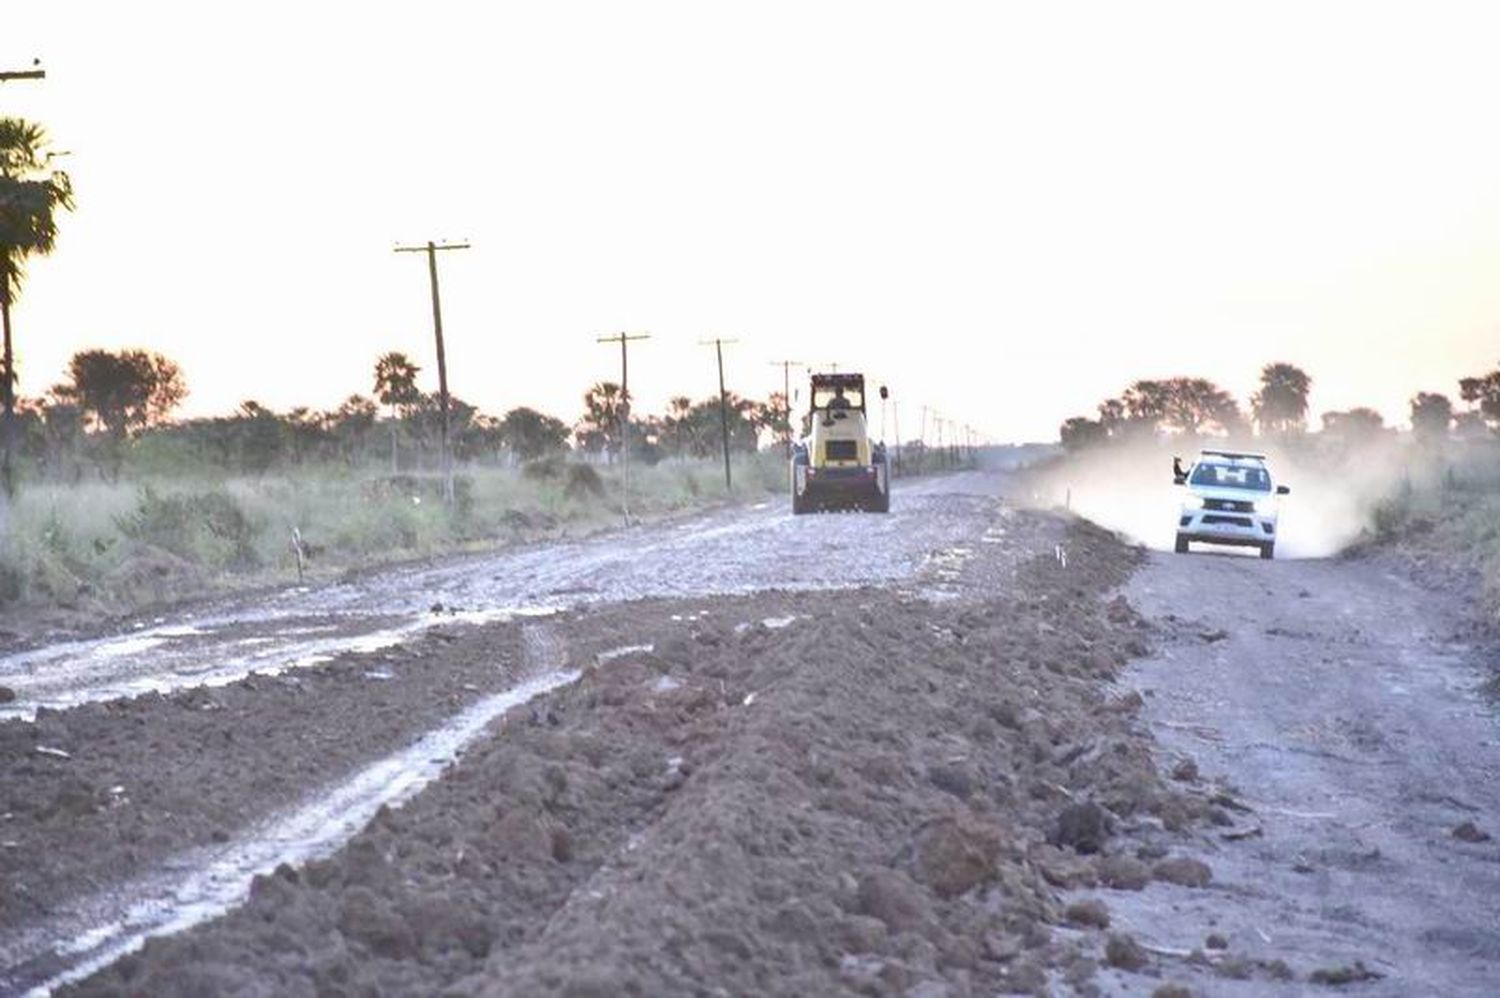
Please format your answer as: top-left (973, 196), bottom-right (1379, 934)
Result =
top-left (597, 332), bottom-right (650, 523)
top-left (394, 240), bottom-right (470, 507)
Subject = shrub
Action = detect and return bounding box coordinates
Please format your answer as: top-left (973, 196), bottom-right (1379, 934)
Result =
top-left (523, 455), bottom-right (567, 481)
top-left (116, 487), bottom-right (261, 571)
top-left (564, 463), bottom-right (606, 500)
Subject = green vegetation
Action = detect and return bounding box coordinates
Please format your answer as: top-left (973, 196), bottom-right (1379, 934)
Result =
top-left (0, 453), bottom-right (789, 614)
top-left (1368, 442), bottom-right (1500, 623)
top-left (1, 116), bottom-right (74, 495)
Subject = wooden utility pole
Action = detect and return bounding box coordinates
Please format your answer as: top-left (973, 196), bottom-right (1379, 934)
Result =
top-left (891, 398), bottom-right (902, 476)
top-left (768, 359), bottom-right (803, 463)
top-left (700, 338), bottom-right (737, 490)
top-left (597, 332), bottom-right (650, 523)
top-left (919, 405), bottom-right (929, 473)
top-left (394, 239), bottom-right (469, 507)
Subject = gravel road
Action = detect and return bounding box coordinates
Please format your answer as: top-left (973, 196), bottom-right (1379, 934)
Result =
top-left (1097, 547), bottom-right (1500, 995)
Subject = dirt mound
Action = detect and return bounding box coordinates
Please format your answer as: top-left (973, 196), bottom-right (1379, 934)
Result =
top-left (65, 520), bottom-right (1215, 996)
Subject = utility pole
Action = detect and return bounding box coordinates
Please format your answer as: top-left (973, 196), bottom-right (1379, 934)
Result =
top-left (891, 397), bottom-right (902, 477)
top-left (597, 332), bottom-right (650, 523)
top-left (768, 360), bottom-right (803, 461)
top-left (919, 405), bottom-right (929, 474)
top-left (700, 337), bottom-right (738, 491)
top-left (394, 239), bottom-right (469, 507)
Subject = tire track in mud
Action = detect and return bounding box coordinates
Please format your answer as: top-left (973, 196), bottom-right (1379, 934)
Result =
top-left (4, 620), bottom-right (580, 995)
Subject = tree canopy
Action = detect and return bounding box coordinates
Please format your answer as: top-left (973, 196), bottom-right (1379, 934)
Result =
top-left (56, 349), bottom-right (187, 439)
top-left (1250, 363), bottom-right (1313, 435)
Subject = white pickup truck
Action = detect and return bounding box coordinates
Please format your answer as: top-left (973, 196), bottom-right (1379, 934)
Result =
top-left (1173, 450), bottom-right (1290, 559)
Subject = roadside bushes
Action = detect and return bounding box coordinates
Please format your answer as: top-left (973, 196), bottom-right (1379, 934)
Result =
top-left (0, 455), bottom-right (789, 615)
top-left (117, 487), bottom-right (262, 571)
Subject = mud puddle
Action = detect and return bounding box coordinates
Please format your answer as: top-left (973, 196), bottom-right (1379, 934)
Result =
top-left (0, 607), bottom-right (555, 722)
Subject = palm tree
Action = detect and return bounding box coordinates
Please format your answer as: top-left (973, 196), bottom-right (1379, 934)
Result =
top-left (1251, 363), bottom-right (1313, 436)
top-left (578, 382), bottom-right (627, 460)
top-left (0, 118), bottom-right (74, 495)
top-left (372, 351), bottom-right (421, 471)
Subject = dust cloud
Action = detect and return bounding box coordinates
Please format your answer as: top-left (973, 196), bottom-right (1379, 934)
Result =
top-left (1018, 438), bottom-right (1425, 559)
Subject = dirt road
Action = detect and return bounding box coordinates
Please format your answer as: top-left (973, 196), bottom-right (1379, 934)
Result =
top-left (4, 470), bottom-right (1499, 996)
top-left (1101, 547), bottom-right (1500, 995)
top-left (0, 475), bottom-right (1020, 721)
top-left (3, 473), bottom-right (1077, 994)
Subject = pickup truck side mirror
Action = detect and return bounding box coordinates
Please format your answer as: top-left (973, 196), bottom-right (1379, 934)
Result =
top-left (1173, 475), bottom-right (1187, 486)
top-left (1276, 484), bottom-right (1291, 495)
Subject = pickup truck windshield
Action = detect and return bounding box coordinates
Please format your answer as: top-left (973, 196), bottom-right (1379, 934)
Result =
top-left (1190, 463), bottom-right (1271, 492)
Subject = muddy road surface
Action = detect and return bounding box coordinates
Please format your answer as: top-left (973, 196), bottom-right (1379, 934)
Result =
top-left (0, 476), bottom-right (1020, 722)
top-left (1097, 547), bottom-right (1500, 995)
top-left (4, 470), bottom-right (1499, 996)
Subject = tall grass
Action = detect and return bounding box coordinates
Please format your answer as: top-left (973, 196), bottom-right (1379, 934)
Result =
top-left (0, 453), bottom-right (789, 616)
top-left (1368, 439), bottom-right (1500, 623)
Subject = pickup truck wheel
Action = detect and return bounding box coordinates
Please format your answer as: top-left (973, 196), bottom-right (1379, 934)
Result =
top-left (1174, 534), bottom-right (1190, 554)
top-left (1259, 542), bottom-right (1275, 560)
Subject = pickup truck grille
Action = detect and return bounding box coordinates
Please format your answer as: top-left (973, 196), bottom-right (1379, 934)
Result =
top-left (1202, 514), bottom-right (1254, 527)
top-left (1204, 499), bottom-right (1254, 513)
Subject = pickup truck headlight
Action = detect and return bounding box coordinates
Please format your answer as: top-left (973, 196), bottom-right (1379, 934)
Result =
top-left (1181, 496), bottom-right (1205, 511)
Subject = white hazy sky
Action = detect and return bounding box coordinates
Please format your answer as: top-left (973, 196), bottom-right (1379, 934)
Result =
top-left (5, 1), bottom-right (1500, 442)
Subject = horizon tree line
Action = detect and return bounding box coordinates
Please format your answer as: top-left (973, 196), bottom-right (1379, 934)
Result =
top-left (1059, 361), bottom-right (1500, 452)
top-left (0, 345), bottom-right (809, 483)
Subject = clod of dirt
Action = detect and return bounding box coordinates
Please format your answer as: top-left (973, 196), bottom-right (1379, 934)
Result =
top-left (1064, 898), bottom-right (1110, 929)
top-left (911, 814), bottom-right (1005, 898)
top-left (1152, 986), bottom-right (1193, 998)
top-left (926, 762), bottom-right (976, 800)
top-left (1051, 801), bottom-right (1112, 854)
top-left (1451, 820), bottom-right (1492, 843)
top-left (856, 868), bottom-right (934, 932)
top-left (1205, 932), bottom-right (1229, 950)
top-left (1170, 758), bottom-right (1199, 782)
top-left (1105, 932), bottom-right (1150, 971)
top-left (1096, 854), bottom-right (1151, 890)
top-left (1031, 844), bottom-right (1098, 888)
top-left (338, 885), bottom-right (418, 959)
top-left (1309, 961), bottom-right (1382, 985)
top-left (1153, 856), bottom-right (1213, 888)
top-left (1199, 629), bottom-right (1230, 643)
top-left (0, 685), bottom-right (15, 703)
